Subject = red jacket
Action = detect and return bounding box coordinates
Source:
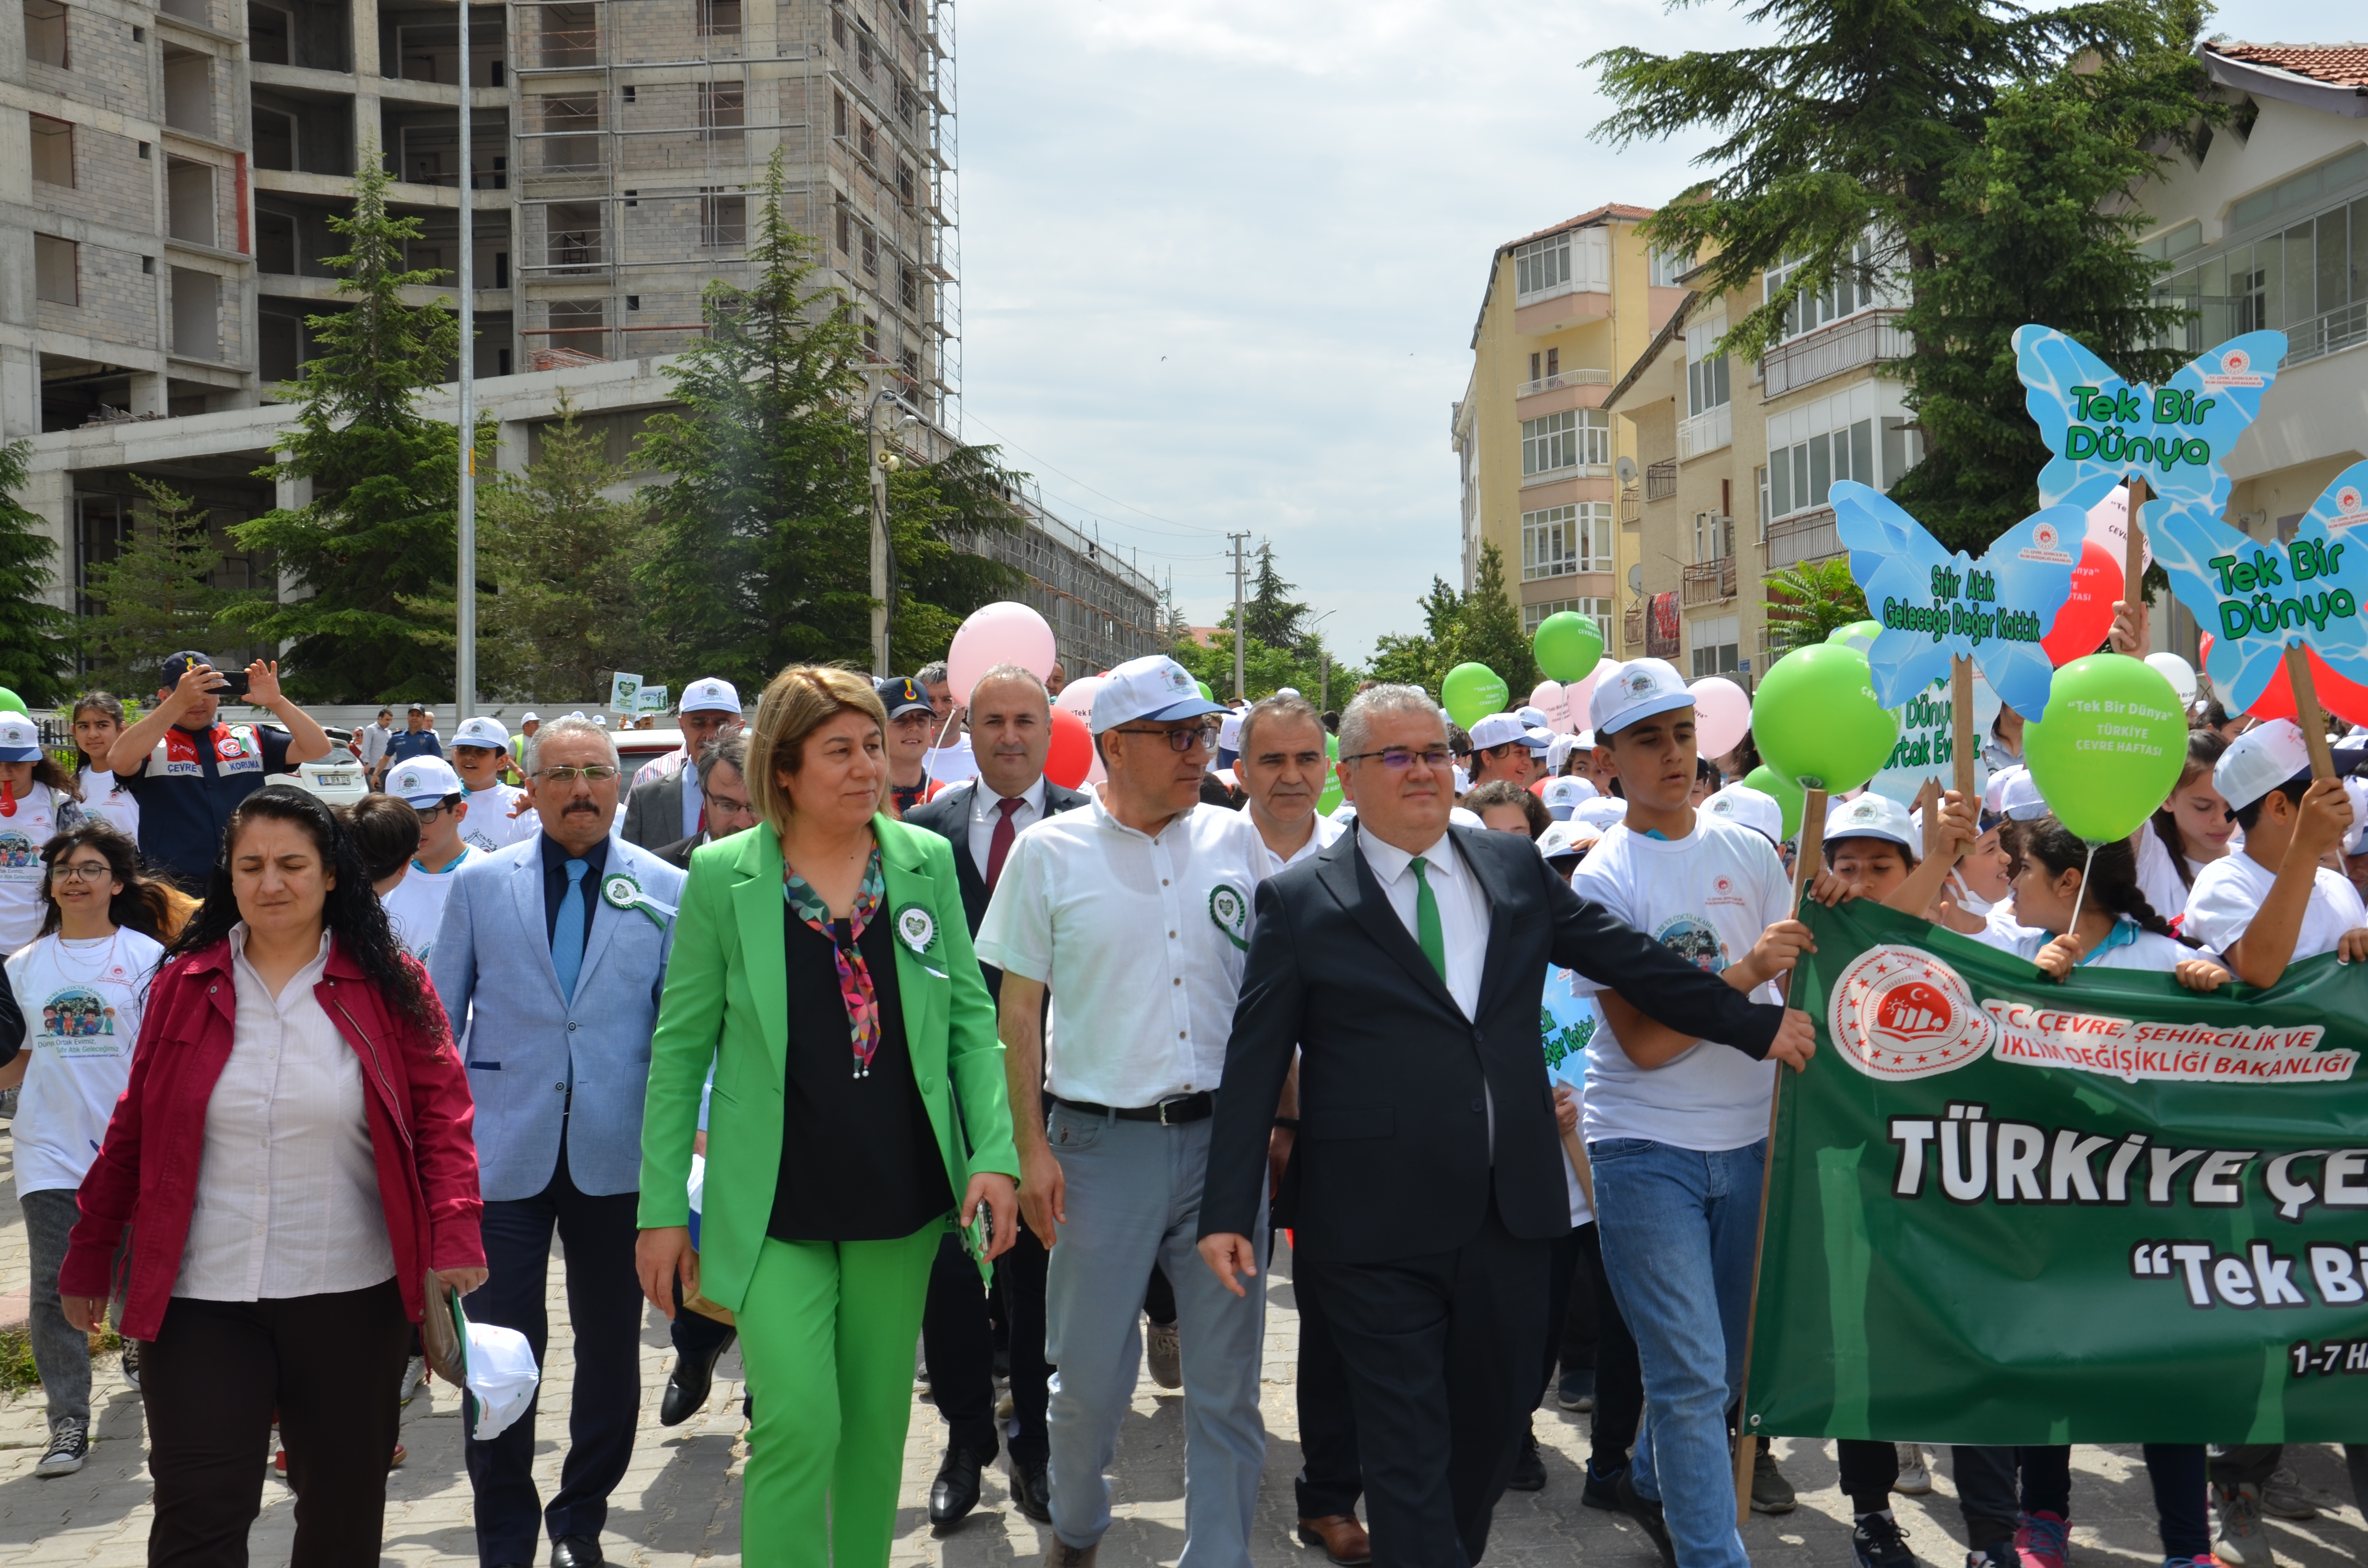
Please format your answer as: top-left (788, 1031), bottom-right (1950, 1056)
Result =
top-left (61, 935), bottom-right (484, 1341)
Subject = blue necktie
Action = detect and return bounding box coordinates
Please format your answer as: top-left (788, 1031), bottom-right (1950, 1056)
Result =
top-left (553, 858), bottom-right (590, 1002)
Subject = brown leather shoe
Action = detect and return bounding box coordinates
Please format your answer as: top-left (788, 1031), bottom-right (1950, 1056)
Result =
top-left (1297, 1515), bottom-right (1372, 1565)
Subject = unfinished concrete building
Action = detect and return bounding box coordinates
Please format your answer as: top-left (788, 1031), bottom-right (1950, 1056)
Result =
top-left (2, 0), bottom-right (961, 439)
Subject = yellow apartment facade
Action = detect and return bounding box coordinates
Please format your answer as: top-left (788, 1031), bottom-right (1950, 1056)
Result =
top-left (1451, 204), bottom-right (1690, 656)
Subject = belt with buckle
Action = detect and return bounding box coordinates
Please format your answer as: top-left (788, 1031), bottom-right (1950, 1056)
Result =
top-left (1053, 1091), bottom-right (1214, 1125)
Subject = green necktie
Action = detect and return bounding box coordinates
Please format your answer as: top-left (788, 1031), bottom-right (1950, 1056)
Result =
top-left (1409, 855), bottom-right (1448, 983)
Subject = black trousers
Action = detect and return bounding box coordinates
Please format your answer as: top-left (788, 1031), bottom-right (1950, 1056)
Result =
top-left (922, 1231), bottom-right (1002, 1461)
top-left (1296, 1198), bottom-right (1550, 1568)
top-left (1546, 1223), bottom-right (1642, 1470)
top-left (992, 1218), bottom-right (1052, 1466)
top-left (143, 1279), bottom-right (410, 1568)
top-left (1952, 1444), bottom-right (2206, 1558)
top-left (465, 1141), bottom-right (644, 1567)
top-left (1294, 1251), bottom-right (1364, 1520)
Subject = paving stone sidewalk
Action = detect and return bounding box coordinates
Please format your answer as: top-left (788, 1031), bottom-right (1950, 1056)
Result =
top-left (4, 1125), bottom-right (2365, 1567)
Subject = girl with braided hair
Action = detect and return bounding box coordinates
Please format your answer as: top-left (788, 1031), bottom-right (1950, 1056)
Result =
top-left (1989, 815), bottom-right (2229, 989)
top-left (2134, 729), bottom-right (2234, 919)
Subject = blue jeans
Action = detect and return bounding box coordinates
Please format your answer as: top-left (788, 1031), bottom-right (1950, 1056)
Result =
top-left (1590, 1136), bottom-right (1766, 1568)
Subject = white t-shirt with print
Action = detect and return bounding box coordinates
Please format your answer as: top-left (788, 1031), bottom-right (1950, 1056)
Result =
top-left (926, 735), bottom-right (980, 787)
top-left (2183, 849), bottom-right (2367, 963)
top-left (1970, 916), bottom-right (2206, 973)
top-left (2133, 828), bottom-right (2210, 931)
top-left (1569, 816), bottom-right (1788, 1152)
top-left (8, 927), bottom-right (166, 1195)
top-left (459, 783), bottom-right (536, 855)
top-left (77, 767), bottom-right (140, 842)
top-left (0, 784), bottom-right (83, 955)
top-left (382, 847), bottom-right (476, 963)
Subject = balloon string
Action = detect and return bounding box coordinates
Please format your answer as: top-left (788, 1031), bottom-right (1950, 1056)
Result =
top-left (2066, 840), bottom-right (2099, 953)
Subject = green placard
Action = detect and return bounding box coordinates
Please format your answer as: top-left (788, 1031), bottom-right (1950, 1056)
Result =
top-left (1749, 899), bottom-right (2368, 1445)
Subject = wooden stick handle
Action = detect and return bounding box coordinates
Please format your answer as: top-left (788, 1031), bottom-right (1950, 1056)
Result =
top-left (1951, 657), bottom-right (1977, 853)
top-left (1562, 1129), bottom-right (1595, 1214)
top-left (2124, 476), bottom-right (2150, 625)
top-left (2286, 643), bottom-right (2338, 779)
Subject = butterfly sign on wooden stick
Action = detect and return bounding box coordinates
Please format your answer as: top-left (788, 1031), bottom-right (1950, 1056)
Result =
top-left (1832, 480), bottom-right (2081, 845)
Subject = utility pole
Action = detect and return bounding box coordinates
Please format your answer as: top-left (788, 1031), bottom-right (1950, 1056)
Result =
top-left (454, 0), bottom-right (476, 720)
top-left (1227, 532), bottom-right (1251, 700)
top-left (865, 369), bottom-right (892, 675)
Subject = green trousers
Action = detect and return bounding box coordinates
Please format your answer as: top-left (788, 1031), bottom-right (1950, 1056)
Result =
top-left (736, 1225), bottom-right (943, 1567)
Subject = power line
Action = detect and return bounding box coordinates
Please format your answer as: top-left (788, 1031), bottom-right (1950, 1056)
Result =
top-left (960, 408), bottom-right (1227, 539)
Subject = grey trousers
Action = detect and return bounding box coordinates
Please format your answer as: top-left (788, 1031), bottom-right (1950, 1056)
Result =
top-left (1041, 1105), bottom-right (1268, 1566)
top-left (19, 1187), bottom-right (91, 1427)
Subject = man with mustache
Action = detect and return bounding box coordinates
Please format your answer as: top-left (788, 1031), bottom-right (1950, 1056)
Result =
top-left (428, 716), bottom-right (686, 1568)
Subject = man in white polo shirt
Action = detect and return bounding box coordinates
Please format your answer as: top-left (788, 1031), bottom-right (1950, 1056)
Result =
top-left (977, 654), bottom-right (1270, 1568)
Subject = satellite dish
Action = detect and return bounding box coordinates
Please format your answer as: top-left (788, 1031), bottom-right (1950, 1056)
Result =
top-left (1627, 564), bottom-right (1644, 592)
top-left (1616, 456), bottom-right (1638, 486)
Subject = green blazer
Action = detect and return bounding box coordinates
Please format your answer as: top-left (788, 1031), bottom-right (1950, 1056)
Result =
top-left (638, 813), bottom-right (1020, 1312)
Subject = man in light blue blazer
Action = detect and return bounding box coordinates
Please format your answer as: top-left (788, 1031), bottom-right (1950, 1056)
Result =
top-left (429, 715), bottom-right (687, 1568)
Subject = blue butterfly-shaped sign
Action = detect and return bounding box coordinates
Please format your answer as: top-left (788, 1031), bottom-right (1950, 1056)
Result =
top-left (1833, 479), bottom-right (2083, 722)
top-left (2151, 459), bottom-right (2368, 714)
top-left (2010, 325), bottom-right (2288, 521)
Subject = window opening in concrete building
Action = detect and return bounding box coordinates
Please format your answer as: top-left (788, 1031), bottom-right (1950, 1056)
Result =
top-left (534, 2), bottom-right (594, 67)
top-left (1521, 408), bottom-right (1609, 476)
top-left (35, 235), bottom-right (78, 305)
top-left (260, 309), bottom-right (302, 382)
top-left (253, 105), bottom-right (296, 170)
top-left (163, 48), bottom-right (213, 136)
top-left (25, 0), bottom-right (68, 67)
top-left (547, 203), bottom-right (603, 271)
top-left (697, 0), bottom-right (738, 36)
top-left (247, 1), bottom-right (289, 62)
top-left (171, 269), bottom-right (220, 359)
top-left (256, 210), bottom-right (297, 273)
top-left (701, 190), bottom-right (746, 247)
top-left (168, 159), bottom-right (218, 247)
top-left (547, 299), bottom-right (604, 359)
top-left (704, 81), bottom-right (744, 146)
top-left (31, 115), bottom-right (74, 186)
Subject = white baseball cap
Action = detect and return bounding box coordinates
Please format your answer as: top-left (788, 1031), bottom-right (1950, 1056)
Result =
top-left (521, 712), bottom-right (541, 723)
top-left (1590, 658), bottom-right (1695, 736)
top-left (388, 756), bottom-right (466, 808)
top-left (1574, 796), bottom-right (1629, 831)
top-left (1217, 712), bottom-right (1244, 752)
top-left (1089, 655), bottom-right (1227, 734)
top-left (1516, 705), bottom-right (1554, 732)
top-left (1704, 783), bottom-right (1784, 846)
top-left (681, 677), bottom-right (741, 715)
top-left (2216, 718), bottom-right (2314, 812)
top-left (1575, 729), bottom-right (1597, 750)
top-left (452, 716), bottom-right (511, 752)
top-left (1537, 820), bottom-right (1588, 862)
top-left (1469, 713), bottom-right (1550, 752)
top-left (1825, 792), bottom-right (1919, 854)
top-left (0, 713), bottom-right (39, 762)
top-left (1539, 775), bottom-right (1600, 820)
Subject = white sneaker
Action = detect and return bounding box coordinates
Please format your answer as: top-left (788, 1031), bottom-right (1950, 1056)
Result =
top-left (36, 1417), bottom-right (88, 1477)
top-left (1896, 1443), bottom-right (1933, 1495)
top-left (397, 1355), bottom-right (427, 1405)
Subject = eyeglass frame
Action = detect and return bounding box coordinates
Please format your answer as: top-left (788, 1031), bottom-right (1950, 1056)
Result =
top-left (537, 764), bottom-right (621, 784)
top-left (1339, 745), bottom-right (1456, 771)
top-left (1105, 721), bottom-right (1219, 753)
top-left (48, 860), bottom-right (118, 883)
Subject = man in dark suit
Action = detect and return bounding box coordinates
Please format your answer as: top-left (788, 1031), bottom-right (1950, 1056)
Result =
top-left (1197, 684), bottom-right (1814, 1568)
top-left (902, 663), bottom-right (1088, 1527)
top-left (649, 735), bottom-right (757, 873)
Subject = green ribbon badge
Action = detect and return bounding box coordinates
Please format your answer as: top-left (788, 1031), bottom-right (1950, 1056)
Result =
top-left (600, 872), bottom-right (675, 927)
top-left (894, 903), bottom-right (937, 955)
top-left (1208, 883), bottom-right (1249, 952)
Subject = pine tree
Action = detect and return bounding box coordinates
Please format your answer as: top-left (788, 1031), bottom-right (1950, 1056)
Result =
top-left (1241, 542), bottom-right (1310, 651)
top-left (882, 442), bottom-right (1027, 672)
top-left (83, 477), bottom-right (250, 693)
top-left (224, 142), bottom-right (463, 701)
top-left (0, 441), bottom-right (74, 704)
top-left (404, 394), bottom-right (661, 701)
top-left (1369, 577), bottom-right (1470, 694)
top-left (634, 151), bottom-right (872, 689)
top-left (1440, 543), bottom-right (1538, 696)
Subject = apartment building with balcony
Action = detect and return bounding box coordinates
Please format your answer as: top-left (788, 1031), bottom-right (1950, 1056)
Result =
top-left (1448, 204), bottom-right (1690, 657)
top-left (1605, 245), bottom-right (1919, 683)
top-left (5, 0), bottom-right (962, 621)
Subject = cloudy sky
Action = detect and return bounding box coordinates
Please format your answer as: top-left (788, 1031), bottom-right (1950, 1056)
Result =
top-left (955, 0), bottom-right (2330, 666)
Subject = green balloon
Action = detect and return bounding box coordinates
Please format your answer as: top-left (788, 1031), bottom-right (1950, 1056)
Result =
top-left (1196, 680), bottom-right (1215, 701)
top-left (1441, 662), bottom-right (1510, 729)
top-left (1533, 612), bottom-right (1604, 684)
top-left (0, 687), bottom-right (24, 714)
top-left (2023, 654), bottom-right (2186, 843)
top-left (1743, 765), bottom-right (1807, 843)
top-left (1827, 619), bottom-right (1882, 653)
top-left (1753, 644), bottom-right (1899, 793)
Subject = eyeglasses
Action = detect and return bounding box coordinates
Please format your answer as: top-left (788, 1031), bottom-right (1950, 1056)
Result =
top-left (539, 765), bottom-right (619, 784)
top-left (1109, 723), bottom-right (1215, 753)
top-left (708, 793), bottom-right (753, 817)
top-left (414, 801), bottom-right (459, 823)
top-left (1341, 746), bottom-right (1455, 771)
top-left (49, 862), bottom-right (113, 882)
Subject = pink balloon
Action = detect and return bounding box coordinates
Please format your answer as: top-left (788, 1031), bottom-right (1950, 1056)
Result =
top-left (1689, 676), bottom-right (1752, 760)
top-left (1528, 681), bottom-right (1568, 731)
top-left (947, 601), bottom-right (1058, 701)
top-left (1566, 659), bottom-right (1619, 733)
top-left (1055, 674), bottom-right (1107, 719)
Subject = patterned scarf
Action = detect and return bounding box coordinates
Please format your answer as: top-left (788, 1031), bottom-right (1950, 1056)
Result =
top-left (785, 849), bottom-right (888, 1078)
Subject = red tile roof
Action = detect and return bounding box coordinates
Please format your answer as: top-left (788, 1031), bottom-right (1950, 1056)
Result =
top-left (1500, 203), bottom-right (1657, 254)
top-left (2206, 41), bottom-right (2368, 89)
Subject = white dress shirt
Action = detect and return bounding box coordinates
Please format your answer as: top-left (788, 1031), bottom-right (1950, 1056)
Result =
top-left (977, 794), bottom-right (1268, 1108)
top-left (1356, 825), bottom-right (1491, 1018)
top-left (174, 925), bottom-right (396, 1301)
top-left (966, 776), bottom-right (1048, 878)
top-left (1254, 808), bottom-right (1345, 879)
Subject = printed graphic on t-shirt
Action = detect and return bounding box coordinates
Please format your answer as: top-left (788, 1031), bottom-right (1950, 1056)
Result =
top-left (1654, 912), bottom-right (1729, 974)
top-left (0, 829), bottom-right (39, 879)
top-left (40, 984), bottom-right (122, 1051)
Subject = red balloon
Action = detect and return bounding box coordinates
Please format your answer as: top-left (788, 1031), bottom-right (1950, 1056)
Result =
top-left (2042, 539), bottom-right (2122, 666)
top-left (1044, 706), bottom-right (1094, 789)
top-left (2201, 635), bottom-right (2368, 727)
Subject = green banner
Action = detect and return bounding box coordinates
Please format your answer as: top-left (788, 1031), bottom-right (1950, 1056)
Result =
top-left (1746, 898), bottom-right (2368, 1446)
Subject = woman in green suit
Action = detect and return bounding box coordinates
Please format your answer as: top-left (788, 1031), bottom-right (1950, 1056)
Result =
top-left (637, 664), bottom-right (1019, 1567)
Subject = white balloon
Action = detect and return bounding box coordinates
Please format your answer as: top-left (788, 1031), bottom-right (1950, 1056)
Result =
top-left (2146, 651), bottom-right (2199, 705)
top-left (2085, 488), bottom-right (2154, 580)
top-left (1055, 674), bottom-right (1107, 718)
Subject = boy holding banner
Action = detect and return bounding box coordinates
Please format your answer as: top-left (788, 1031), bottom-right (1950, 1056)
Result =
top-left (2182, 721), bottom-right (2368, 988)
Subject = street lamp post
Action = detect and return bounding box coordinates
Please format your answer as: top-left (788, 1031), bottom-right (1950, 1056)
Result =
top-left (454, 0), bottom-right (476, 720)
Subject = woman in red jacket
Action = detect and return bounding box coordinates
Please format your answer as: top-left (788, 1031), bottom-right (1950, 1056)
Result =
top-left (60, 784), bottom-right (484, 1568)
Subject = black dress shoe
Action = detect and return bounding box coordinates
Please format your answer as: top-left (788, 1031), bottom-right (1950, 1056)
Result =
top-left (550, 1536), bottom-right (604, 1568)
top-left (929, 1445), bottom-right (986, 1527)
top-left (660, 1340), bottom-right (731, 1427)
top-left (1009, 1454), bottom-right (1053, 1523)
top-left (1505, 1432), bottom-right (1547, 1492)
